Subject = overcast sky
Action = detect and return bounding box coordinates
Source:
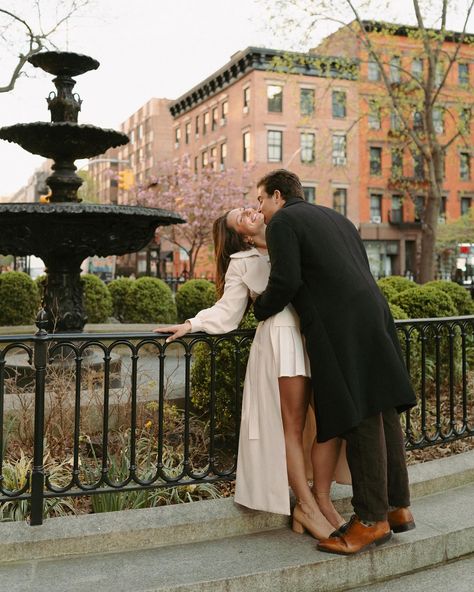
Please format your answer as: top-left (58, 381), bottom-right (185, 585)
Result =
top-left (0, 0), bottom-right (472, 196)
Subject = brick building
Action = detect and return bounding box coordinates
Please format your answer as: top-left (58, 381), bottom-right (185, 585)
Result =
top-left (316, 21), bottom-right (474, 278)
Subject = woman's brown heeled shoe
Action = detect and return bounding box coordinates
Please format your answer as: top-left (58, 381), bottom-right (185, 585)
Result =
top-left (292, 501), bottom-right (334, 540)
top-left (313, 489), bottom-right (347, 532)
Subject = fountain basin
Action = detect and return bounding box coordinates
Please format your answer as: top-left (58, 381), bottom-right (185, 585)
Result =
top-left (0, 202), bottom-right (183, 258)
top-left (0, 122), bottom-right (128, 160)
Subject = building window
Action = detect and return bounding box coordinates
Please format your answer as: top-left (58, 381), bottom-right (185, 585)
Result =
top-left (203, 112), bottom-right (210, 135)
top-left (185, 122), bottom-right (191, 144)
top-left (391, 195), bottom-right (403, 223)
top-left (194, 156), bottom-right (198, 174)
top-left (332, 90), bottom-right (346, 118)
top-left (391, 149), bottom-right (403, 177)
top-left (413, 111), bottom-right (424, 131)
top-left (300, 88), bottom-right (315, 116)
top-left (137, 124), bottom-right (143, 140)
top-left (195, 116), bottom-right (199, 137)
top-left (212, 107), bottom-right (218, 131)
top-left (461, 196), bottom-right (472, 215)
top-left (390, 110), bottom-right (402, 131)
top-left (243, 131), bottom-right (251, 163)
top-left (221, 101), bottom-right (228, 124)
top-left (210, 146), bottom-right (217, 169)
top-left (435, 62), bottom-right (444, 87)
top-left (174, 127), bottom-right (181, 147)
top-left (459, 63), bottom-right (469, 86)
top-left (370, 194), bottom-right (382, 222)
top-left (368, 102), bottom-right (381, 129)
top-left (368, 58), bottom-right (381, 81)
top-left (130, 129), bottom-right (135, 144)
top-left (439, 195), bottom-right (447, 222)
top-left (267, 85), bottom-right (283, 112)
top-left (412, 58), bottom-right (423, 81)
top-left (300, 132), bottom-right (315, 163)
top-left (333, 188), bottom-right (347, 216)
top-left (389, 56), bottom-right (401, 83)
top-left (303, 186), bottom-right (316, 203)
top-left (201, 151), bottom-right (208, 167)
top-left (461, 107), bottom-right (471, 130)
top-left (433, 106), bottom-right (444, 134)
top-left (267, 130), bottom-right (283, 162)
top-left (414, 196), bottom-right (424, 222)
top-left (460, 152), bottom-right (471, 180)
top-left (369, 147), bottom-right (382, 176)
top-left (332, 134), bottom-right (347, 166)
top-left (243, 86), bottom-right (251, 111)
top-left (414, 152), bottom-right (425, 179)
top-left (220, 142), bottom-right (227, 170)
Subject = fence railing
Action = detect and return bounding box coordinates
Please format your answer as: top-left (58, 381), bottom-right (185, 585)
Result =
top-left (0, 314), bottom-right (473, 525)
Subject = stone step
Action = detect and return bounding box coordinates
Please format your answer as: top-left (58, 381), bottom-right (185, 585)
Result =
top-left (351, 554), bottom-right (474, 592)
top-left (0, 451), bottom-right (473, 564)
top-left (1, 481), bottom-right (473, 592)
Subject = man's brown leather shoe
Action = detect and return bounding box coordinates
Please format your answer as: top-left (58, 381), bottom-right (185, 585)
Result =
top-left (317, 516), bottom-right (391, 555)
top-left (388, 507), bottom-right (415, 533)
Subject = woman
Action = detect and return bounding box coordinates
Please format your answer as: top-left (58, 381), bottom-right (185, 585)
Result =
top-left (155, 208), bottom-right (349, 539)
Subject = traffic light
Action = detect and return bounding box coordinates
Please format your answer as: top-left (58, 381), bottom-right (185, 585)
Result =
top-left (118, 169), bottom-right (134, 190)
top-left (39, 191), bottom-right (51, 203)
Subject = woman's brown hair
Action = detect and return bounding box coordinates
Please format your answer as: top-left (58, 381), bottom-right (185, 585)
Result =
top-left (213, 212), bottom-right (250, 298)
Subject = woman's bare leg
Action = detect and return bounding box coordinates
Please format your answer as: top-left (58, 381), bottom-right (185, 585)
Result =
top-left (311, 437), bottom-right (346, 529)
top-left (279, 376), bottom-right (333, 538)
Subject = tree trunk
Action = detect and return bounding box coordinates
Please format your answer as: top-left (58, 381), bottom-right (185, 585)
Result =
top-left (419, 191), bottom-right (440, 283)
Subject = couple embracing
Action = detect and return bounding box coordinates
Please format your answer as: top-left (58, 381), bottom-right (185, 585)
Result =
top-left (156, 169), bottom-right (416, 555)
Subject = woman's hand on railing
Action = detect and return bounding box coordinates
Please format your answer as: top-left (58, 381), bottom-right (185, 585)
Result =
top-left (153, 320), bottom-right (192, 343)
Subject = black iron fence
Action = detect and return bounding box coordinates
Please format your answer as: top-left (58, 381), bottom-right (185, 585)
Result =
top-left (0, 314), bottom-right (473, 525)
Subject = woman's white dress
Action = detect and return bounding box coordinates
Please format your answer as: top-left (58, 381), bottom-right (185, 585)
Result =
top-left (188, 248), bottom-right (349, 515)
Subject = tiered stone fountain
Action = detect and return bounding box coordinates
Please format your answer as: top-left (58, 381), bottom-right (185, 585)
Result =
top-left (0, 51), bottom-right (183, 332)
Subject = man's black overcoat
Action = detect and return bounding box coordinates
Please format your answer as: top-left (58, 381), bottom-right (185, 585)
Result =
top-left (253, 198), bottom-right (416, 442)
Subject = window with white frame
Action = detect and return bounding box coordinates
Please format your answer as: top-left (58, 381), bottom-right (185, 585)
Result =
top-left (332, 90), bottom-right (346, 118)
top-left (389, 56), bottom-right (401, 83)
top-left (370, 194), bottom-right (382, 222)
top-left (300, 88), bottom-right (314, 116)
top-left (303, 186), bottom-right (316, 203)
top-left (243, 131), bottom-right (251, 163)
top-left (333, 188), bottom-right (347, 216)
top-left (368, 58), bottom-right (381, 81)
top-left (267, 130), bottom-right (283, 162)
top-left (332, 134), bottom-right (346, 166)
top-left (267, 85), bottom-right (283, 112)
top-left (300, 132), bottom-right (315, 163)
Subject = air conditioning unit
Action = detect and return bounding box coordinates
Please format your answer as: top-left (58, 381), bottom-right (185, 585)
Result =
top-left (371, 215), bottom-right (382, 224)
top-left (174, 142), bottom-right (179, 149)
top-left (334, 156), bottom-right (347, 166)
top-left (219, 163), bottom-right (225, 171)
top-left (220, 118), bottom-right (227, 126)
top-left (243, 106), bottom-right (249, 114)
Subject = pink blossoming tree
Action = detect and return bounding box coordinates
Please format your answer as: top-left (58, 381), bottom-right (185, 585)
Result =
top-left (137, 157), bottom-right (252, 278)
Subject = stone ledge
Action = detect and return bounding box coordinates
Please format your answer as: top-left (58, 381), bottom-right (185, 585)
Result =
top-left (0, 450), bottom-right (472, 564)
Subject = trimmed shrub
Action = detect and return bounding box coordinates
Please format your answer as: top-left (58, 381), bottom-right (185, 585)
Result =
top-left (175, 279), bottom-right (217, 322)
top-left (191, 310), bottom-right (257, 433)
top-left (424, 280), bottom-right (474, 316)
top-left (388, 303), bottom-right (409, 320)
top-left (81, 274), bottom-right (113, 323)
top-left (124, 277), bottom-right (176, 323)
top-left (0, 272), bottom-right (40, 325)
top-left (108, 277), bottom-right (134, 322)
top-left (377, 276), bottom-right (416, 299)
top-left (392, 286), bottom-right (457, 319)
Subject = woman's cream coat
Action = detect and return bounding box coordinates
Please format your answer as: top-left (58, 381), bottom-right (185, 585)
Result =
top-left (189, 248), bottom-right (349, 515)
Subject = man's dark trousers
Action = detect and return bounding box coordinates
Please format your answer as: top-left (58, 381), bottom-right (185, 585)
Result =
top-left (343, 408), bottom-right (410, 522)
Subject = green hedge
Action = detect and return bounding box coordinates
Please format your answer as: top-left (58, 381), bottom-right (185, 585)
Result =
top-left (175, 279), bottom-right (217, 322)
top-left (377, 276), bottom-right (416, 301)
top-left (388, 302), bottom-right (409, 320)
top-left (424, 280), bottom-right (474, 316)
top-left (191, 310), bottom-right (257, 433)
top-left (124, 277), bottom-right (176, 323)
top-left (108, 278), bottom-right (134, 322)
top-left (392, 286), bottom-right (457, 319)
top-left (0, 272), bottom-right (40, 325)
top-left (81, 274), bottom-right (113, 323)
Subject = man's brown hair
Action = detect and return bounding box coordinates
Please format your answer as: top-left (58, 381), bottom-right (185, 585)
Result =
top-left (257, 169), bottom-right (304, 201)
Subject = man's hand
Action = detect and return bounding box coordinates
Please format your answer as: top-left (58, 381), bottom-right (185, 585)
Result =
top-left (153, 320), bottom-right (192, 343)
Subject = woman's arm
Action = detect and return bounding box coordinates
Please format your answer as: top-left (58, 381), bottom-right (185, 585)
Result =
top-left (154, 259), bottom-right (250, 341)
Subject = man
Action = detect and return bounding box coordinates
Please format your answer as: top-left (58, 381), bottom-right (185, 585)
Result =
top-left (253, 169), bottom-right (416, 555)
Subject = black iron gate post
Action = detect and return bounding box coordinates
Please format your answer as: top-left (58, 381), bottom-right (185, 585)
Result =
top-left (30, 310), bottom-right (49, 525)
